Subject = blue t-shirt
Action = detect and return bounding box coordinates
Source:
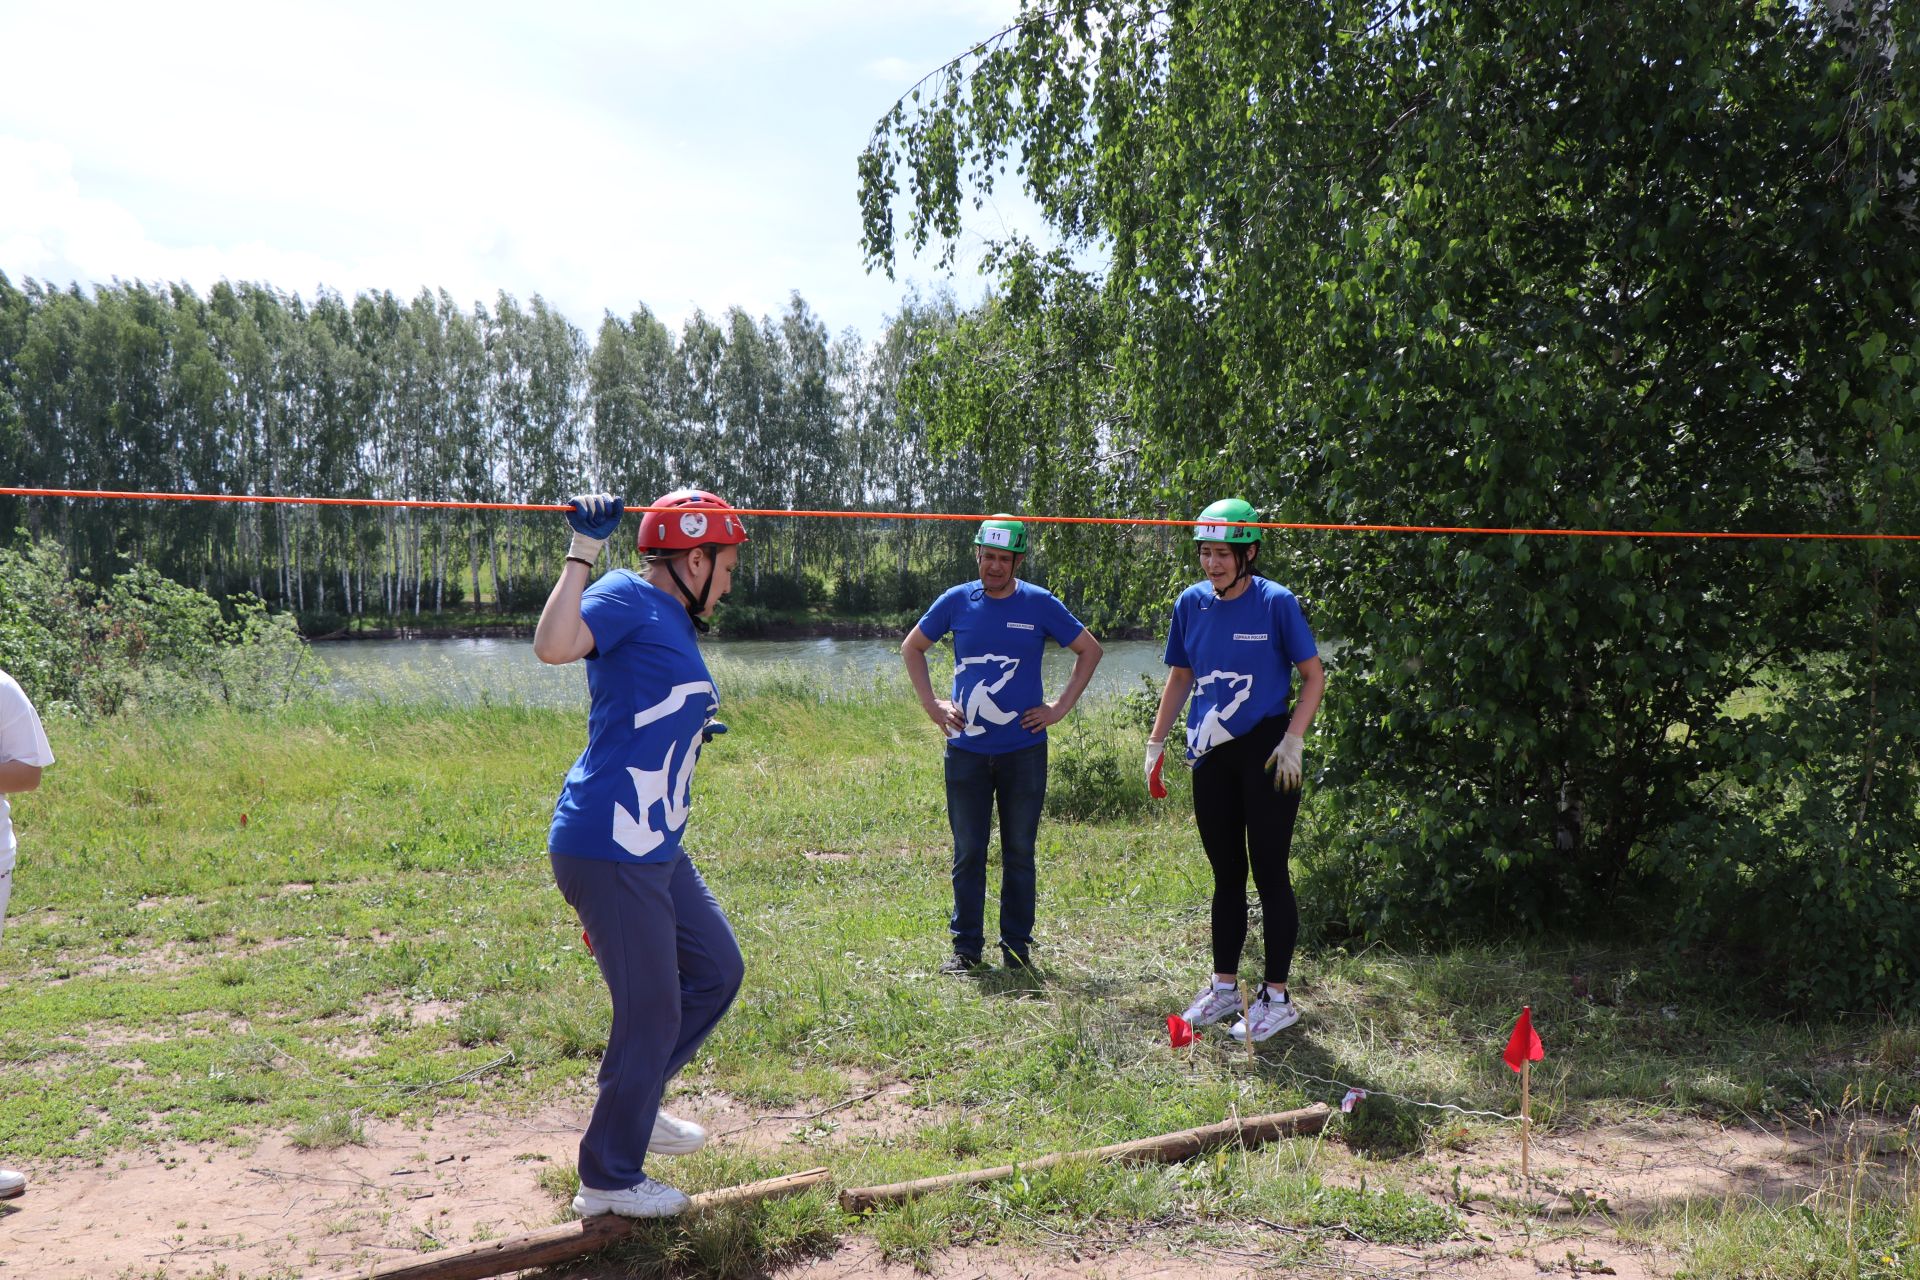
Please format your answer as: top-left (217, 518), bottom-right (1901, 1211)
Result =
top-left (548, 571), bottom-right (719, 863)
top-left (1163, 577), bottom-right (1317, 763)
top-left (916, 581), bottom-right (1088, 755)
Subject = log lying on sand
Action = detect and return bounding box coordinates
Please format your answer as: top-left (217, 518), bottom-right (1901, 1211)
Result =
top-left (316, 1166), bottom-right (831, 1280)
top-left (839, 1103), bottom-right (1330, 1214)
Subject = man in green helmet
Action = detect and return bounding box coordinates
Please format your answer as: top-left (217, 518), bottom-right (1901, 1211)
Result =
top-left (902, 516), bottom-right (1104, 974)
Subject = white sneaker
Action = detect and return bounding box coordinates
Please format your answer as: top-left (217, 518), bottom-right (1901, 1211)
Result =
top-left (1182, 982), bottom-right (1243, 1028)
top-left (1229, 988), bottom-right (1300, 1042)
top-left (572, 1175), bottom-right (691, 1219)
top-left (649, 1109), bottom-right (708, 1155)
top-left (0, 1169), bottom-right (23, 1199)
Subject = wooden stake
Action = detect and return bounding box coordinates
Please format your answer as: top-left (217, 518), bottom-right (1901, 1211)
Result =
top-left (1520, 1060), bottom-right (1532, 1188)
top-left (1240, 986), bottom-right (1255, 1061)
top-left (315, 1167), bottom-right (830, 1280)
top-left (839, 1103), bottom-right (1330, 1214)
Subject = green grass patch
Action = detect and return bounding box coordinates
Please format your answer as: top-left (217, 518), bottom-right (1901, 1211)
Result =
top-left (1628, 1192), bottom-right (1920, 1280)
top-left (3, 692), bottom-right (1918, 1272)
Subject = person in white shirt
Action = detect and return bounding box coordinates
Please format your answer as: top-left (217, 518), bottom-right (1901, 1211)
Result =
top-left (0, 667), bottom-right (54, 1199)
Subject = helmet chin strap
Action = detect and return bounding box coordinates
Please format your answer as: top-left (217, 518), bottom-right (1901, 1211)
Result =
top-left (665, 550), bottom-right (716, 633)
top-left (1212, 546), bottom-right (1254, 599)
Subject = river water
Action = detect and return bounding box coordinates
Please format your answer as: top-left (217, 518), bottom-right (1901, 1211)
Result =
top-left (318, 635), bottom-right (1173, 708)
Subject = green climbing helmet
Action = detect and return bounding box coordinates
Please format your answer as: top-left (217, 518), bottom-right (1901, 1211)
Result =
top-left (974, 515), bottom-right (1029, 555)
top-left (1192, 498), bottom-right (1263, 544)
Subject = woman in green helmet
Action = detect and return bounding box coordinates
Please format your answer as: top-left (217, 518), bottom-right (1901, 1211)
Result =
top-left (1146, 499), bottom-right (1326, 1042)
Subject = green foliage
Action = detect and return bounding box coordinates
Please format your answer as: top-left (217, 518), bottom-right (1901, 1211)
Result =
top-left (1298, 1182), bottom-right (1458, 1245)
top-left (287, 1108), bottom-right (365, 1151)
top-left (868, 1193), bottom-right (960, 1269)
top-left (738, 570), bottom-right (813, 612)
top-left (0, 538), bottom-right (323, 716)
top-left (1641, 1191), bottom-right (1920, 1280)
top-left (296, 607), bottom-right (348, 637)
top-left (1045, 721), bottom-right (1149, 822)
top-left (1336, 1092), bottom-right (1425, 1159)
top-left (860, 1), bottom-right (1920, 1003)
top-left (832, 572), bottom-right (880, 614)
top-left (711, 603), bottom-right (778, 638)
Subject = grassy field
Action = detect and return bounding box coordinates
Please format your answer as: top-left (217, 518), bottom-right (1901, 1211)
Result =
top-left (5, 673), bottom-right (1919, 1278)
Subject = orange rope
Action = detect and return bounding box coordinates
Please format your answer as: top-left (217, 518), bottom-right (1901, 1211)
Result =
top-left (1, 486), bottom-right (1915, 542)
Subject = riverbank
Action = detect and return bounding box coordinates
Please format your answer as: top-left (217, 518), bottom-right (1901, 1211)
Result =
top-left (308, 617), bottom-right (918, 642)
top-left (302, 608), bottom-right (1158, 642)
top-left (307, 621), bottom-right (535, 640)
top-left (5, 698), bottom-right (1916, 1279)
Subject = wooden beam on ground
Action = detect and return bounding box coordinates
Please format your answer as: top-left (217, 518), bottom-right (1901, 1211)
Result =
top-left (839, 1103), bottom-right (1330, 1215)
top-left (315, 1166), bottom-right (831, 1280)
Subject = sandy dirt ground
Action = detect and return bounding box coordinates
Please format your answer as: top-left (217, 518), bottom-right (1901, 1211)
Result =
top-left (0, 1087), bottom-right (1905, 1280)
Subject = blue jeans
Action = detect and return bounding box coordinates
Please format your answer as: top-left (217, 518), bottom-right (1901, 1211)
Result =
top-left (944, 740), bottom-right (1047, 960)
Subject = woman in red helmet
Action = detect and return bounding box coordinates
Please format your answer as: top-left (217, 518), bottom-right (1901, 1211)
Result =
top-left (533, 488), bottom-right (750, 1220)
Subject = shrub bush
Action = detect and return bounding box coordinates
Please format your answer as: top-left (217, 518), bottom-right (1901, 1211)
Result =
top-left (833, 573), bottom-right (880, 614)
top-left (711, 604), bottom-right (775, 638)
top-left (0, 540), bottom-right (323, 717)
top-left (1045, 722), bottom-right (1150, 822)
top-left (297, 609), bottom-right (348, 638)
top-left (494, 576), bottom-right (550, 613)
top-left (886, 568), bottom-right (952, 613)
top-left (1337, 1091), bottom-right (1425, 1159)
top-left (741, 571), bottom-right (810, 612)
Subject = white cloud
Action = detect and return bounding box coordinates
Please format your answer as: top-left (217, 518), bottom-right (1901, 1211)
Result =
top-left (0, 0), bottom-right (1035, 337)
top-left (865, 55), bottom-right (919, 83)
top-left (0, 137), bottom-right (346, 293)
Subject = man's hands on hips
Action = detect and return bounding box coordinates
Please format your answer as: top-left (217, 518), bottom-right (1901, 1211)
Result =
top-left (1020, 701), bottom-right (1067, 732)
top-left (924, 699), bottom-right (965, 735)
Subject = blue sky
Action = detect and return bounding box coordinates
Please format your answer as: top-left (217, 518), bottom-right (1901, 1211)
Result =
top-left (0, 0), bottom-right (1040, 341)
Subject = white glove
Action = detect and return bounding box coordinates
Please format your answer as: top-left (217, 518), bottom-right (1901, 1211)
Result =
top-left (1266, 733), bottom-right (1306, 792)
top-left (1145, 738), bottom-right (1168, 799)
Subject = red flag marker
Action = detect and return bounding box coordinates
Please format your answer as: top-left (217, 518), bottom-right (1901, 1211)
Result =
top-left (581, 928), bottom-right (594, 957)
top-left (1148, 754), bottom-right (1168, 800)
top-left (1503, 1006), bottom-right (1544, 1072)
top-left (1503, 1006), bottom-right (1544, 1188)
top-left (1167, 1014), bottom-right (1194, 1048)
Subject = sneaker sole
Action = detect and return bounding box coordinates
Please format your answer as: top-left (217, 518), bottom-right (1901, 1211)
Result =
top-left (1229, 1015), bottom-right (1301, 1043)
top-left (648, 1134), bottom-right (706, 1155)
top-left (1183, 1004), bottom-right (1242, 1028)
top-left (572, 1195), bottom-right (689, 1219)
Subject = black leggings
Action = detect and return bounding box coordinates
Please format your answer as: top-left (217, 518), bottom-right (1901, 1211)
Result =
top-left (1191, 714), bottom-right (1302, 985)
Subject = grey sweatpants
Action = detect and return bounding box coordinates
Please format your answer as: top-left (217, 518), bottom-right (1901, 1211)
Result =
top-left (549, 851), bottom-right (744, 1191)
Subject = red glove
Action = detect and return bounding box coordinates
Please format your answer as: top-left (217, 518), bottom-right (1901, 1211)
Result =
top-left (1145, 739), bottom-right (1169, 799)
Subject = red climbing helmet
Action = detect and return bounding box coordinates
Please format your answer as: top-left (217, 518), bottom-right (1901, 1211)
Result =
top-left (636, 488), bottom-right (751, 553)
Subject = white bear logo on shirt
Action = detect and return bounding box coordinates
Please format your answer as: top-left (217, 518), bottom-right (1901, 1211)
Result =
top-left (612, 680), bottom-right (717, 856)
top-left (953, 654), bottom-right (1021, 737)
top-left (1190, 670), bottom-right (1253, 757)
